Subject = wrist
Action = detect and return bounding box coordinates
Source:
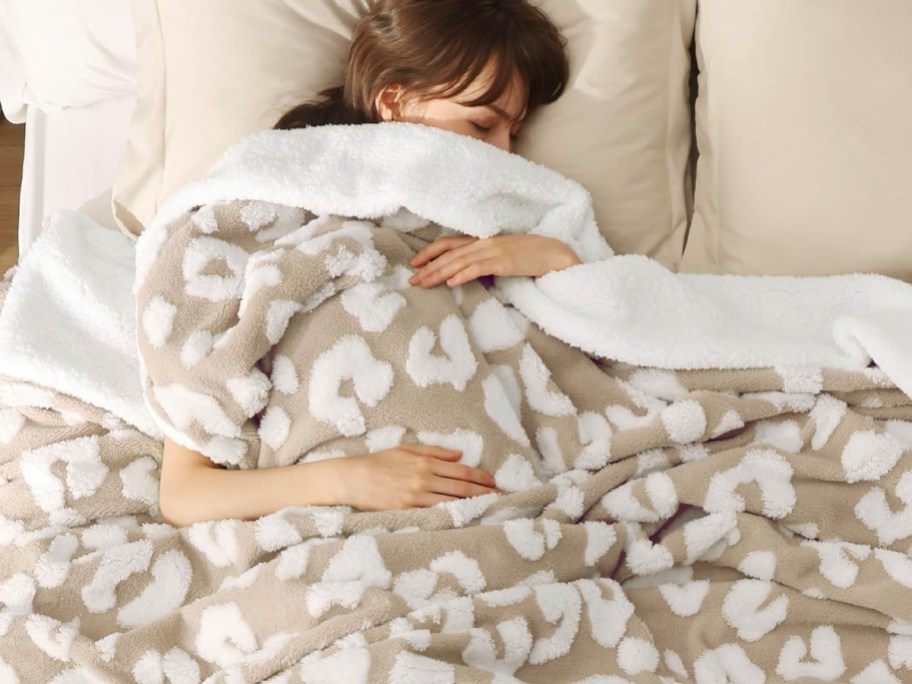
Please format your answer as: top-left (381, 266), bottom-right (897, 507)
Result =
top-left (293, 457), bottom-right (356, 507)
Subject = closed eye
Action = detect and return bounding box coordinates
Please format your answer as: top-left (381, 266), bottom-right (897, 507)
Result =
top-left (471, 122), bottom-right (492, 133)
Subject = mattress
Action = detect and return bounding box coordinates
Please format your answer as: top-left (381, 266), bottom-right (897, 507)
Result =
top-left (17, 92), bottom-right (136, 257)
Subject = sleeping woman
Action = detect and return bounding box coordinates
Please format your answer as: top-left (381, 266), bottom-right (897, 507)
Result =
top-left (154, 0), bottom-right (593, 526)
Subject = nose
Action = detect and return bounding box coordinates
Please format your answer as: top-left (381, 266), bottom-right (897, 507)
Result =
top-left (491, 128), bottom-right (512, 153)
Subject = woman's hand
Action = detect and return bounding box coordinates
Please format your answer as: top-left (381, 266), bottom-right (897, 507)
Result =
top-left (409, 235), bottom-right (582, 288)
top-left (338, 444), bottom-right (499, 511)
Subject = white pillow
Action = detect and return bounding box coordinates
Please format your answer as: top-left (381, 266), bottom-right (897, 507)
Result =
top-left (683, 0), bottom-right (912, 280)
top-left (1, 0), bottom-right (136, 115)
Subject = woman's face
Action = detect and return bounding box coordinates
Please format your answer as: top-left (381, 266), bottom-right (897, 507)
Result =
top-left (377, 66), bottom-right (528, 153)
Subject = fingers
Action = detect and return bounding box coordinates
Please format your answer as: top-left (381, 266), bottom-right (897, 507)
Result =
top-left (428, 476), bottom-right (499, 499)
top-left (412, 243), bottom-right (501, 288)
top-left (433, 460), bottom-right (497, 488)
top-left (411, 236), bottom-right (477, 268)
top-left (446, 258), bottom-right (506, 287)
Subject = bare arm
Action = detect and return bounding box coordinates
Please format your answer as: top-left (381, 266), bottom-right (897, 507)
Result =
top-left (159, 438), bottom-right (498, 527)
top-left (158, 438), bottom-right (346, 526)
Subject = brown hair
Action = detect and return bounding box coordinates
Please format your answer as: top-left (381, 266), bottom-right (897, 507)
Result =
top-left (275, 0), bottom-right (569, 130)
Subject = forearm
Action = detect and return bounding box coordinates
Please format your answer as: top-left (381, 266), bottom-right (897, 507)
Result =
top-left (160, 446), bottom-right (349, 527)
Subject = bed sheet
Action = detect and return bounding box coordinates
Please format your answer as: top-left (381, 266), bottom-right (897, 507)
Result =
top-left (18, 92), bottom-right (135, 258)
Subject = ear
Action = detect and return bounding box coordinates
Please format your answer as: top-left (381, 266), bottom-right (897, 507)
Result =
top-left (375, 84), bottom-right (404, 122)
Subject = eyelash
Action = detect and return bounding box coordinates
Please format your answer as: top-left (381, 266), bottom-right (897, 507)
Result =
top-left (472, 122), bottom-right (491, 133)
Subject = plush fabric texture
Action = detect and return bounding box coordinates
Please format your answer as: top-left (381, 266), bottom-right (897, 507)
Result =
top-left (3, 139), bottom-right (912, 679)
top-left (112, 0), bottom-right (696, 270)
top-left (0, 212), bottom-right (158, 438)
top-left (683, 0), bottom-right (912, 280)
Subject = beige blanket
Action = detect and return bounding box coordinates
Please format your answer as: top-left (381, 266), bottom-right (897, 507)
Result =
top-left (2, 126), bottom-right (912, 682)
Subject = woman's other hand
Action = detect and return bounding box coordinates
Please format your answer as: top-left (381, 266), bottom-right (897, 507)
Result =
top-left (338, 444), bottom-right (499, 511)
top-left (409, 235), bottom-right (582, 288)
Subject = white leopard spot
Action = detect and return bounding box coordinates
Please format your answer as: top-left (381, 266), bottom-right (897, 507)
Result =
top-left (179, 331), bottom-right (214, 369)
top-left (519, 345), bottom-right (574, 417)
top-left (462, 616), bottom-right (532, 675)
top-left (191, 205), bottom-right (218, 233)
top-left (753, 420), bottom-right (803, 453)
top-left (810, 395), bottom-right (847, 450)
top-left (683, 512), bottom-right (738, 565)
top-left (627, 369), bottom-right (689, 401)
top-left (299, 647), bottom-right (372, 684)
top-left (704, 449), bottom-right (795, 519)
top-left (694, 644), bottom-right (765, 684)
top-left (659, 581), bottom-right (710, 617)
top-left (842, 430), bottom-right (905, 483)
top-left (365, 426), bottom-right (407, 453)
top-left (307, 536), bottom-right (391, 618)
top-left (117, 550), bottom-right (192, 628)
top-left (776, 626), bottom-right (845, 681)
top-left (226, 369), bottom-right (271, 416)
top-left (855, 471), bottom-right (912, 546)
top-left (133, 647), bottom-right (201, 684)
top-left (492, 365), bottom-right (522, 414)
top-left (20, 436), bottom-right (108, 525)
top-left (738, 551), bottom-right (776, 581)
top-left (583, 521), bottom-right (617, 567)
top-left (483, 376), bottom-right (531, 447)
top-left (271, 356), bottom-right (299, 395)
top-left (182, 237), bottom-right (249, 302)
top-left (119, 456), bottom-right (160, 508)
top-left (617, 637), bottom-right (659, 675)
top-left (308, 336), bottom-right (394, 437)
top-left (495, 454), bottom-right (540, 492)
top-left (265, 300), bottom-right (303, 345)
top-left (660, 401), bottom-right (706, 444)
top-left (25, 615), bottom-right (79, 662)
top-left (468, 299), bottom-right (524, 353)
top-left (35, 535), bottom-right (79, 588)
top-left (195, 603), bottom-right (257, 669)
top-left (341, 278), bottom-right (407, 333)
top-left (776, 366), bottom-right (823, 394)
top-left (578, 578), bottom-right (634, 649)
top-left (388, 651), bottom-right (451, 684)
top-left (135, 223), bottom-right (169, 289)
top-left (503, 518), bottom-right (560, 561)
top-left (712, 410), bottom-right (745, 438)
top-left (240, 202), bottom-right (277, 232)
top-left (851, 660), bottom-right (901, 684)
top-left (722, 580), bottom-right (788, 642)
top-left (406, 316), bottom-right (478, 391)
top-left (188, 521), bottom-right (240, 569)
top-left (575, 412), bottom-right (612, 470)
top-left (800, 540), bottom-right (869, 589)
top-left (258, 407), bottom-right (291, 451)
top-left (142, 297), bottom-right (177, 349)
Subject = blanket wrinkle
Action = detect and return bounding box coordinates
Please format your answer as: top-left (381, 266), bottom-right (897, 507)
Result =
top-left (1, 125), bottom-right (912, 682)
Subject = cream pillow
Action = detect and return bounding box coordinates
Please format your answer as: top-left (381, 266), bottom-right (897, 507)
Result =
top-left (683, 0), bottom-right (912, 280)
top-left (114, 0), bottom-right (696, 269)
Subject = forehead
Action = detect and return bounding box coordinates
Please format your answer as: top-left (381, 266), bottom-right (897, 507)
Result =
top-left (455, 62), bottom-right (528, 121)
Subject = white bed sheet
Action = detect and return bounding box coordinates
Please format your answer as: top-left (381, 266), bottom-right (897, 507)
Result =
top-left (18, 93), bottom-right (136, 257)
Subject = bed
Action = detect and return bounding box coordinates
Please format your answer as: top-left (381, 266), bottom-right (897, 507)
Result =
top-left (2, 2), bottom-right (912, 683)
